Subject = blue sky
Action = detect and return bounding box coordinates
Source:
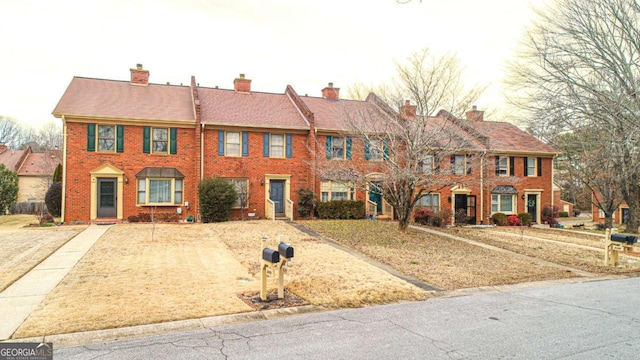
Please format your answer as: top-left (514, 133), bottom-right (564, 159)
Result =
top-left (0, 0), bottom-right (545, 129)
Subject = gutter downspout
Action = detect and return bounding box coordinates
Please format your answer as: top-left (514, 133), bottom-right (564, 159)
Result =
top-left (61, 115), bottom-right (67, 223)
top-left (480, 151), bottom-right (485, 224)
top-left (201, 123), bottom-right (205, 180)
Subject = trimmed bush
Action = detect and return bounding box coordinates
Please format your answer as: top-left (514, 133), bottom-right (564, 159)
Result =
top-left (507, 214), bottom-right (521, 226)
top-left (316, 200), bottom-right (365, 219)
top-left (517, 212), bottom-right (532, 226)
top-left (430, 209), bottom-right (452, 227)
top-left (45, 182), bottom-right (62, 217)
top-left (559, 211), bottom-right (569, 217)
top-left (455, 208), bottom-right (469, 226)
top-left (296, 187), bottom-right (315, 219)
top-left (492, 212), bottom-right (508, 226)
top-left (127, 215), bottom-right (140, 223)
top-left (199, 177), bottom-right (237, 223)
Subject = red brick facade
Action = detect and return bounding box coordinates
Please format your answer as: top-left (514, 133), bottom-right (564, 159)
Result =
top-left (53, 66), bottom-right (558, 224)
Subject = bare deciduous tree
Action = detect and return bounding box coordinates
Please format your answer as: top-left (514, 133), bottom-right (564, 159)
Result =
top-left (506, 0), bottom-right (640, 232)
top-left (319, 49), bottom-right (486, 232)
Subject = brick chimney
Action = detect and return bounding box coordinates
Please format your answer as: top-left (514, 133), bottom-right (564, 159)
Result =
top-left (234, 74), bottom-right (251, 93)
top-left (130, 64), bottom-right (149, 86)
top-left (466, 105), bottom-right (484, 121)
top-left (321, 82), bottom-right (340, 100)
top-left (0, 143), bottom-right (6, 153)
top-left (399, 99), bottom-right (416, 119)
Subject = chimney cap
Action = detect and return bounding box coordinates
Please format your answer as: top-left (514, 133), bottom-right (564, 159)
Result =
top-left (239, 73), bottom-right (245, 79)
top-left (328, 82), bottom-right (334, 88)
top-left (472, 105), bottom-right (477, 111)
top-left (136, 64), bottom-right (143, 70)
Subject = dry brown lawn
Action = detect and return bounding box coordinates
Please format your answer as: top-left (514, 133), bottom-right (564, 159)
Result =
top-left (447, 227), bottom-right (640, 274)
top-left (298, 220), bottom-right (578, 290)
top-left (14, 221), bottom-right (427, 338)
top-left (0, 215), bottom-right (86, 292)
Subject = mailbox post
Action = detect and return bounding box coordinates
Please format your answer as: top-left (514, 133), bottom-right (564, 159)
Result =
top-left (259, 235), bottom-right (295, 301)
top-left (604, 228), bottom-right (638, 266)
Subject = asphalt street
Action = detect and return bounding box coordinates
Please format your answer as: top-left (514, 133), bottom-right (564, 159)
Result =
top-left (55, 277), bottom-right (640, 359)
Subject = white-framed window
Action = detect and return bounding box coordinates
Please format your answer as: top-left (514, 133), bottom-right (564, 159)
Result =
top-left (421, 155), bottom-right (435, 174)
top-left (332, 137), bottom-right (345, 159)
top-left (152, 128), bottom-right (169, 153)
top-left (270, 134), bottom-right (285, 158)
top-left (320, 181), bottom-right (354, 202)
top-left (491, 194), bottom-right (515, 213)
top-left (98, 125), bottom-right (115, 151)
top-left (416, 193), bottom-right (440, 211)
top-left (225, 131), bottom-right (241, 156)
top-left (137, 178), bottom-right (183, 205)
top-left (229, 178), bottom-right (249, 208)
top-left (497, 156), bottom-right (508, 176)
top-left (369, 139), bottom-right (383, 160)
top-left (527, 157), bottom-right (537, 177)
top-left (453, 155), bottom-right (469, 175)
top-left (598, 209), bottom-right (605, 218)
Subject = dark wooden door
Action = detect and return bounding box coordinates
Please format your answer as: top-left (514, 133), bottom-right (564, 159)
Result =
top-left (369, 182), bottom-right (383, 214)
top-left (527, 194), bottom-right (538, 223)
top-left (97, 178), bottom-right (116, 218)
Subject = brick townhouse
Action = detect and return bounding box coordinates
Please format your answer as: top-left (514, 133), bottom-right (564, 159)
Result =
top-left (53, 65), bottom-right (557, 224)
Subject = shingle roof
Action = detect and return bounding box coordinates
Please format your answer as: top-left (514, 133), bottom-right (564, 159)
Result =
top-left (52, 77), bottom-right (195, 122)
top-left (17, 153), bottom-right (60, 176)
top-left (198, 87), bottom-right (308, 129)
top-left (301, 96), bottom-right (383, 132)
top-left (472, 121), bottom-right (557, 154)
top-left (0, 149), bottom-right (26, 172)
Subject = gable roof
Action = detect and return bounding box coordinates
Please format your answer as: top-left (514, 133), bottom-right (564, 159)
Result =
top-left (0, 148), bottom-right (27, 172)
top-left (17, 152), bottom-right (60, 177)
top-left (198, 87), bottom-right (309, 130)
top-left (472, 121), bottom-right (557, 155)
top-left (301, 96), bottom-right (385, 132)
top-left (52, 77), bottom-right (196, 122)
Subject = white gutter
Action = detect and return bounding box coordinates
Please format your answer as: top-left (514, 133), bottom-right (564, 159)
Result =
top-left (61, 115), bottom-right (67, 223)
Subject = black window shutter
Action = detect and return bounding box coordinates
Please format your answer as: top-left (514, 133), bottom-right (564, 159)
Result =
top-left (524, 157), bottom-right (528, 176)
top-left (451, 155), bottom-right (456, 174)
top-left (495, 156), bottom-right (500, 175)
top-left (434, 154), bottom-right (440, 173)
top-left (143, 127), bottom-right (150, 153)
top-left (87, 123), bottom-right (96, 152)
top-left (467, 154), bottom-right (472, 175)
top-left (537, 157), bottom-right (543, 176)
top-left (116, 125), bottom-right (124, 153)
top-left (509, 156), bottom-right (515, 176)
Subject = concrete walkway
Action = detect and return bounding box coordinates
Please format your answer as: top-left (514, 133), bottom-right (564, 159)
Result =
top-left (0, 225), bottom-right (111, 340)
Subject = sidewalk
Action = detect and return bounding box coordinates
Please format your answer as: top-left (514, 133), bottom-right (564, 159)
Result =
top-left (0, 225), bottom-right (111, 340)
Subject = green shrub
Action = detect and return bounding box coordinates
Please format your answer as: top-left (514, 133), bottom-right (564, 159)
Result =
top-left (45, 182), bottom-right (62, 217)
top-left (492, 212), bottom-right (508, 226)
top-left (558, 211), bottom-right (569, 217)
top-left (199, 177), bottom-right (237, 223)
top-left (316, 200), bottom-right (365, 219)
top-left (517, 212), bottom-right (532, 226)
top-left (296, 187), bottom-right (315, 219)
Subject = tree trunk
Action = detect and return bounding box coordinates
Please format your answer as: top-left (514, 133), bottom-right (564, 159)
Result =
top-left (397, 203), bottom-right (413, 232)
top-left (604, 213), bottom-right (613, 229)
top-left (624, 185), bottom-right (639, 233)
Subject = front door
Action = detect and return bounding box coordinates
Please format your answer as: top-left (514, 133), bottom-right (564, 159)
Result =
top-left (369, 182), bottom-right (383, 214)
top-left (270, 180), bottom-right (285, 214)
top-left (527, 194), bottom-right (538, 223)
top-left (622, 208), bottom-right (629, 224)
top-left (454, 194), bottom-right (476, 224)
top-left (97, 178), bottom-right (117, 218)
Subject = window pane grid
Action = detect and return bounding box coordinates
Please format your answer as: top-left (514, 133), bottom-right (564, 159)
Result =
top-left (271, 134), bottom-right (284, 157)
top-left (153, 128), bottom-right (168, 153)
top-left (226, 132), bottom-right (240, 156)
top-left (98, 125), bottom-right (115, 151)
top-left (332, 137), bottom-right (345, 159)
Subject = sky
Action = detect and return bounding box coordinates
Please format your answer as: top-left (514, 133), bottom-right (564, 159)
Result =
top-left (0, 0), bottom-right (547, 130)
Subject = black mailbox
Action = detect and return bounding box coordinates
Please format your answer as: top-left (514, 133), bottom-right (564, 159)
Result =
top-left (611, 234), bottom-right (638, 244)
top-left (263, 248), bottom-right (280, 263)
top-left (278, 242), bottom-right (294, 259)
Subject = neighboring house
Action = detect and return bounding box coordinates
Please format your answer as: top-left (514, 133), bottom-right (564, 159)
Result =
top-left (52, 65), bottom-right (558, 224)
top-left (0, 144), bottom-right (60, 202)
top-left (591, 196), bottom-right (627, 225)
